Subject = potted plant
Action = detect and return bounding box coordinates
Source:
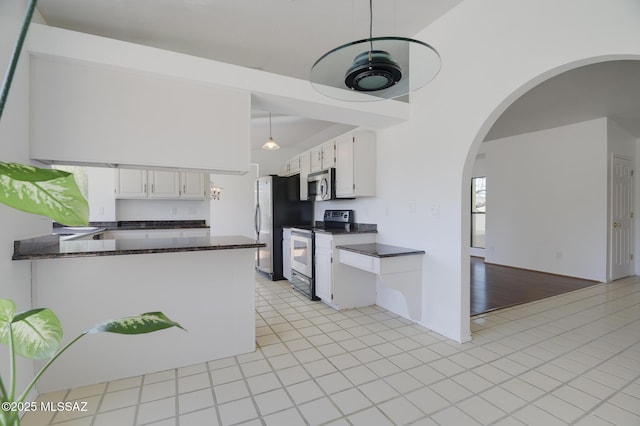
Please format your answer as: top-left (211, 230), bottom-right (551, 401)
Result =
top-left (0, 2), bottom-right (184, 425)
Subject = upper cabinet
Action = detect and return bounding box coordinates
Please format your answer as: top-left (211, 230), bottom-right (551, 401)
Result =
top-left (278, 155), bottom-right (300, 177)
top-left (30, 56), bottom-right (250, 174)
top-left (310, 141), bottom-right (336, 173)
top-left (335, 130), bottom-right (376, 198)
top-left (280, 130), bottom-right (376, 200)
top-left (299, 151), bottom-right (311, 201)
top-left (180, 171), bottom-right (206, 200)
top-left (115, 169), bottom-right (147, 199)
top-left (115, 169), bottom-right (205, 200)
top-left (148, 170), bottom-right (180, 199)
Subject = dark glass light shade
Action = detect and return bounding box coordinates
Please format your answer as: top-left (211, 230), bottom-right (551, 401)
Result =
top-left (311, 36), bottom-right (440, 102)
top-left (345, 50), bottom-right (402, 91)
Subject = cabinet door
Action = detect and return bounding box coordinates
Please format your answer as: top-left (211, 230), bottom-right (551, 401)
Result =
top-left (277, 162), bottom-right (289, 177)
top-left (115, 169), bottom-right (147, 199)
top-left (299, 151), bottom-right (311, 200)
top-left (149, 170), bottom-right (180, 198)
top-left (310, 146), bottom-right (323, 172)
top-left (314, 247), bottom-right (333, 303)
top-left (181, 172), bottom-right (205, 199)
top-left (314, 234), bottom-right (333, 303)
top-left (335, 134), bottom-right (355, 197)
top-left (289, 156), bottom-right (300, 175)
top-left (321, 141), bottom-right (336, 169)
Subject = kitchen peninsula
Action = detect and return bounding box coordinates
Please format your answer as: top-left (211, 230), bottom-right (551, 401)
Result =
top-left (13, 226), bottom-right (264, 393)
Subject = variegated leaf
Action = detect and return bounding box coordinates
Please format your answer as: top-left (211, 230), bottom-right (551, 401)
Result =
top-left (0, 162), bottom-right (88, 226)
top-left (0, 298), bottom-right (16, 341)
top-left (4, 308), bottom-right (62, 359)
top-left (87, 312), bottom-right (185, 335)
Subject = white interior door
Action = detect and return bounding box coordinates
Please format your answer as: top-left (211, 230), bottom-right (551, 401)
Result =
top-left (611, 156), bottom-right (634, 280)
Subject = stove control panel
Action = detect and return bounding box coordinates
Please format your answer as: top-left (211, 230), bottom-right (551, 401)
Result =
top-left (323, 210), bottom-right (354, 224)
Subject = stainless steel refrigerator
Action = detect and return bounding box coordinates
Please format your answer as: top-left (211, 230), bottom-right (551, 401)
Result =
top-left (255, 175), bottom-right (313, 280)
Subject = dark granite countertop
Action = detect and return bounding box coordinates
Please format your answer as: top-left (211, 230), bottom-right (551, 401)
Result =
top-left (13, 234), bottom-right (263, 260)
top-left (53, 220), bottom-right (209, 235)
top-left (336, 243), bottom-right (425, 258)
top-left (283, 222), bottom-right (377, 235)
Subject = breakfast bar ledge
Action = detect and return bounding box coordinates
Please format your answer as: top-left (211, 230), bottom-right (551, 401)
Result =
top-left (14, 234), bottom-right (264, 393)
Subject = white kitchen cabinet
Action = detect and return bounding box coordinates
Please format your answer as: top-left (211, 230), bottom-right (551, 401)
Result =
top-left (278, 155), bottom-right (301, 177)
top-left (149, 170), bottom-right (180, 199)
top-left (115, 169), bottom-right (206, 200)
top-left (314, 234), bottom-right (333, 302)
top-left (314, 232), bottom-right (377, 309)
top-left (310, 146), bottom-right (323, 172)
top-left (322, 141), bottom-right (336, 169)
top-left (288, 155), bottom-right (300, 175)
top-left (282, 228), bottom-right (292, 281)
top-left (180, 172), bottom-right (205, 199)
top-left (310, 141), bottom-right (335, 172)
top-left (115, 169), bottom-right (147, 199)
top-left (299, 151), bottom-right (311, 200)
top-left (335, 130), bottom-right (376, 198)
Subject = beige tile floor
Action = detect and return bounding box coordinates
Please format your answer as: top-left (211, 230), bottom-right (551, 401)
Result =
top-left (21, 274), bottom-right (640, 425)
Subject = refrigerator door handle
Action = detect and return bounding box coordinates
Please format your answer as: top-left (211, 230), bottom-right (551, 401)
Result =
top-left (254, 204), bottom-right (260, 236)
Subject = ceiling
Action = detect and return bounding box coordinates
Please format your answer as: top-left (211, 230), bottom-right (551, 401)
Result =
top-left (35, 0), bottom-right (461, 152)
top-left (35, 1), bottom-right (640, 152)
top-left (486, 60), bottom-right (640, 141)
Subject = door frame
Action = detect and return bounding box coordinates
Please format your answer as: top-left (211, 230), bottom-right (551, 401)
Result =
top-left (609, 154), bottom-right (635, 281)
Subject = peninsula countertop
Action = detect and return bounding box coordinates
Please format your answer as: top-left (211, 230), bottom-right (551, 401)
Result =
top-left (13, 234), bottom-right (264, 260)
top-left (336, 243), bottom-right (425, 258)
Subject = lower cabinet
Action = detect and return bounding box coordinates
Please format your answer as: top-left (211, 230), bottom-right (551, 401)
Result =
top-left (314, 232), bottom-right (377, 309)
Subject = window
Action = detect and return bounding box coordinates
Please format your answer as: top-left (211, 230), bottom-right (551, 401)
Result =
top-left (471, 176), bottom-right (486, 248)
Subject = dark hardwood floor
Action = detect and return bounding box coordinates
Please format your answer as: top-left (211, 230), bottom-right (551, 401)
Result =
top-left (470, 256), bottom-right (599, 316)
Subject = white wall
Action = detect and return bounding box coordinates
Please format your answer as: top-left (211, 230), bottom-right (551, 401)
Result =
top-left (209, 165), bottom-right (258, 238)
top-left (116, 199), bottom-right (210, 222)
top-left (30, 56), bottom-right (252, 174)
top-left (0, 1), bottom-right (49, 400)
top-left (483, 118), bottom-right (608, 281)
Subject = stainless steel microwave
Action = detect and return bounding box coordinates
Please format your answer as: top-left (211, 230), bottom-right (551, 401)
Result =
top-left (307, 168), bottom-right (335, 201)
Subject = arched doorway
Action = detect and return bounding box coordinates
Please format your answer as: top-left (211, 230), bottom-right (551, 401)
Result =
top-left (462, 57), bottom-right (640, 317)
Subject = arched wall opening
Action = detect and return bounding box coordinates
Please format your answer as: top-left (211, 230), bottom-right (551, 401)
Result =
top-left (461, 55), bottom-right (640, 321)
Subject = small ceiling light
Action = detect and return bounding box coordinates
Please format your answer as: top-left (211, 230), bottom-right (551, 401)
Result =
top-left (310, 0), bottom-right (441, 101)
top-left (262, 112), bottom-right (280, 150)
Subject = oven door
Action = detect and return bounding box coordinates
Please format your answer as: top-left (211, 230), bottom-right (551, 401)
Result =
top-left (290, 230), bottom-right (313, 278)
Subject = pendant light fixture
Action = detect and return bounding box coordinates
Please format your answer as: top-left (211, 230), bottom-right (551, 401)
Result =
top-left (310, 0), bottom-right (441, 101)
top-left (262, 112), bottom-right (280, 150)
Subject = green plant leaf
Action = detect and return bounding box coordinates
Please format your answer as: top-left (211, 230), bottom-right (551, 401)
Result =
top-left (0, 162), bottom-right (89, 226)
top-left (1, 308), bottom-right (63, 359)
top-left (87, 312), bottom-right (186, 335)
top-left (0, 299), bottom-right (17, 339)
